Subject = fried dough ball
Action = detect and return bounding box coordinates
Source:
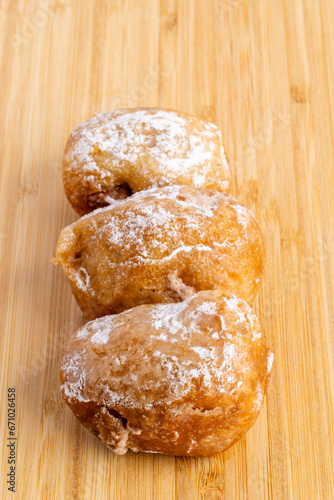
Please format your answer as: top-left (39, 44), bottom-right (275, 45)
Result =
top-left (60, 291), bottom-right (273, 456)
top-left (62, 108), bottom-right (230, 215)
top-left (55, 186), bottom-right (265, 320)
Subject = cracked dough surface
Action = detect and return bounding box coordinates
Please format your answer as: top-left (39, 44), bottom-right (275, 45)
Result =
top-left (60, 290), bottom-right (273, 456)
top-left (62, 107), bottom-right (231, 215)
top-left (55, 185), bottom-right (265, 320)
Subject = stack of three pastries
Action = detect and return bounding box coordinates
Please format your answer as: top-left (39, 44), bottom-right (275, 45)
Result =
top-left (55, 108), bottom-right (273, 456)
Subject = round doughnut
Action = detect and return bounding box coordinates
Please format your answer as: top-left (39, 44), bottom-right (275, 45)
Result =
top-left (62, 107), bottom-right (231, 215)
top-left (60, 290), bottom-right (274, 456)
top-left (54, 185), bottom-right (265, 320)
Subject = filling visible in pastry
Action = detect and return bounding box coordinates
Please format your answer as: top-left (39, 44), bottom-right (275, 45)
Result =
top-left (87, 183), bottom-right (133, 209)
top-left (167, 270), bottom-right (196, 300)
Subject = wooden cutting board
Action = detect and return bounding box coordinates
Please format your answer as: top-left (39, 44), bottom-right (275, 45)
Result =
top-left (1, 0), bottom-right (333, 498)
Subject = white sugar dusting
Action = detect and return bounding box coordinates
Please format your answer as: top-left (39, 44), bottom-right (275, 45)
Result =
top-left (267, 351), bottom-right (274, 373)
top-left (232, 201), bottom-right (251, 232)
top-left (63, 292), bottom-right (270, 415)
top-left (151, 300), bottom-right (189, 335)
top-left (77, 314), bottom-right (120, 339)
top-left (222, 344), bottom-right (236, 364)
top-left (72, 185), bottom-right (229, 267)
top-left (90, 328), bottom-right (110, 344)
top-left (223, 296), bottom-right (264, 341)
top-left (253, 383), bottom-right (264, 412)
top-left (73, 267), bottom-right (91, 292)
top-left (77, 328), bottom-right (90, 340)
top-left (191, 345), bottom-right (216, 361)
top-left (159, 244), bottom-right (213, 262)
top-left (251, 328), bottom-right (262, 340)
top-left (69, 109), bottom-right (229, 185)
top-left (138, 295), bottom-right (254, 394)
top-left (195, 301), bottom-right (217, 315)
top-left (225, 296), bottom-right (247, 323)
top-left (218, 315), bottom-right (227, 332)
top-left (61, 350), bottom-right (88, 402)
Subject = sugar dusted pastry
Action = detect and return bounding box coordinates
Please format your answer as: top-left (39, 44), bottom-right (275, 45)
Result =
top-left (54, 186), bottom-right (265, 320)
top-left (60, 290), bottom-right (273, 456)
top-left (62, 108), bottom-right (231, 215)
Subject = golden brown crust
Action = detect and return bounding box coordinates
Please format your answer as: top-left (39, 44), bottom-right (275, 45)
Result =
top-left (62, 108), bottom-right (231, 215)
top-left (60, 291), bottom-right (274, 456)
top-left (55, 186), bottom-right (265, 320)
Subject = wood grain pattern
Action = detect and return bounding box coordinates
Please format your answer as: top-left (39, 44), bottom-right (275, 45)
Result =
top-left (1, 0), bottom-right (333, 498)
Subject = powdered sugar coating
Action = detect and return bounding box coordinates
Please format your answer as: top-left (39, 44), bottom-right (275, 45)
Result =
top-left (61, 350), bottom-right (89, 403)
top-left (267, 351), bottom-right (274, 373)
top-left (72, 109), bottom-right (218, 172)
top-left (60, 291), bottom-right (273, 456)
top-left (62, 108), bottom-right (231, 215)
top-left (55, 186), bottom-right (265, 319)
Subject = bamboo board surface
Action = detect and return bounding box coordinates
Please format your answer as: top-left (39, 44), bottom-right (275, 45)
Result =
top-left (1, 0), bottom-right (334, 499)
